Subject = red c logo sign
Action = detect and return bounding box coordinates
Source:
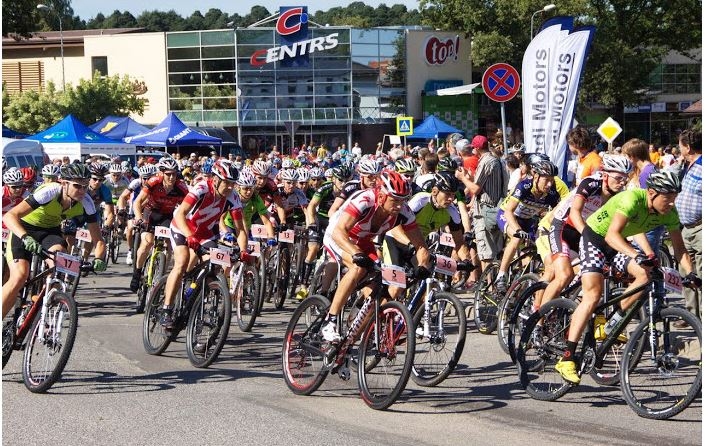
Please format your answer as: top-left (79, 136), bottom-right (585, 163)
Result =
top-left (276, 8), bottom-right (306, 36)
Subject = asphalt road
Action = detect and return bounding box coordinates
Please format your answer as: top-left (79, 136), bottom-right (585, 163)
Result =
top-left (2, 251), bottom-right (702, 446)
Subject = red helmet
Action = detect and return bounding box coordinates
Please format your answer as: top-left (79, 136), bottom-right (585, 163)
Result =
top-left (379, 170), bottom-right (411, 199)
top-left (20, 166), bottom-right (36, 185)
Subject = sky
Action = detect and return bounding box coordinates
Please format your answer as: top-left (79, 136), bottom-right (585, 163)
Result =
top-left (70, 0), bottom-right (421, 21)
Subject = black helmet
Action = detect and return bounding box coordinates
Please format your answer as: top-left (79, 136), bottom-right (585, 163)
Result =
top-left (89, 162), bottom-right (109, 177)
top-left (531, 160), bottom-right (556, 177)
top-left (433, 172), bottom-right (460, 193)
top-left (436, 157), bottom-right (457, 172)
top-left (60, 163), bottom-right (91, 180)
top-left (332, 164), bottom-right (353, 181)
top-left (524, 152), bottom-right (550, 166)
top-left (646, 171), bottom-right (682, 194)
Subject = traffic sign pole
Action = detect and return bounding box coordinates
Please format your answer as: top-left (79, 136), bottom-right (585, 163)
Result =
top-left (500, 103), bottom-right (508, 156)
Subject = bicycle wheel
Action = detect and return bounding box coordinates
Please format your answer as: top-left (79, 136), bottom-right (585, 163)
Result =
top-left (473, 261), bottom-right (500, 334)
top-left (110, 231), bottom-right (120, 264)
top-left (620, 307), bottom-right (702, 420)
top-left (22, 292), bottom-right (78, 393)
top-left (274, 247), bottom-right (290, 310)
top-left (186, 277), bottom-right (232, 368)
top-left (506, 280), bottom-right (548, 364)
top-left (411, 292), bottom-right (467, 387)
top-left (282, 294), bottom-right (330, 395)
top-left (358, 300), bottom-right (415, 410)
top-left (517, 298), bottom-right (575, 401)
top-left (589, 287), bottom-right (629, 386)
top-left (235, 264), bottom-right (261, 332)
top-left (497, 273), bottom-right (539, 355)
top-left (142, 276), bottom-right (172, 355)
top-left (257, 251), bottom-right (268, 315)
top-left (2, 319), bottom-right (16, 368)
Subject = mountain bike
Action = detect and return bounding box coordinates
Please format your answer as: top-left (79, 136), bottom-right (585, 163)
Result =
top-left (104, 222), bottom-right (123, 264)
top-left (231, 239), bottom-right (262, 332)
top-left (2, 249), bottom-right (90, 392)
top-left (282, 263), bottom-right (415, 410)
top-left (135, 225), bottom-right (171, 314)
top-left (517, 264), bottom-right (701, 419)
top-left (264, 226), bottom-right (294, 310)
top-left (143, 244), bottom-right (233, 368)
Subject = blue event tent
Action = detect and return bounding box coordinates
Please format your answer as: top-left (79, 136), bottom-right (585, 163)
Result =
top-left (124, 112), bottom-right (221, 147)
top-left (409, 115), bottom-right (464, 139)
top-left (90, 116), bottom-right (151, 140)
top-left (2, 124), bottom-right (29, 139)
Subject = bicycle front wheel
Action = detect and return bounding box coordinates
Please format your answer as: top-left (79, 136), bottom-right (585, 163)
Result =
top-left (358, 300), bottom-right (415, 410)
top-left (142, 276), bottom-right (172, 355)
top-left (473, 261), bottom-right (500, 334)
top-left (411, 292), bottom-right (467, 387)
top-left (282, 295), bottom-right (330, 395)
top-left (498, 273), bottom-right (539, 355)
top-left (274, 247), bottom-right (290, 310)
top-left (516, 298), bottom-right (575, 401)
top-left (620, 307), bottom-right (702, 420)
top-left (235, 264), bottom-right (261, 332)
top-left (110, 231), bottom-right (120, 264)
top-left (22, 292), bottom-right (78, 393)
top-left (186, 277), bottom-right (232, 368)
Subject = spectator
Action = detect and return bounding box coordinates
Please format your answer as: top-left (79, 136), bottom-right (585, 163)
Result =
top-left (567, 126), bottom-right (601, 185)
top-left (414, 152), bottom-right (438, 191)
top-left (455, 138), bottom-right (476, 176)
top-left (676, 129), bottom-right (702, 322)
top-left (649, 143), bottom-right (661, 166)
top-left (505, 154), bottom-right (521, 194)
top-left (351, 142), bottom-right (362, 159)
top-left (660, 146), bottom-right (675, 169)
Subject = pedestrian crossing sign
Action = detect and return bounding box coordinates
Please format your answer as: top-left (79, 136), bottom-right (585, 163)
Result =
top-left (396, 116), bottom-right (414, 136)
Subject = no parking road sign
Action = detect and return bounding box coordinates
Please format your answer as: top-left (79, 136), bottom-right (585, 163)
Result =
top-left (482, 63), bottom-right (520, 103)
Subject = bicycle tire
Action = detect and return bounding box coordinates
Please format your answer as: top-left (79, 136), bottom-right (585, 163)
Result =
top-left (2, 319), bottom-right (15, 368)
top-left (274, 247), bottom-right (290, 310)
top-left (517, 298), bottom-right (575, 401)
top-left (358, 300), bottom-right (415, 410)
top-left (287, 241), bottom-right (304, 300)
top-left (131, 229), bottom-right (141, 271)
top-left (110, 230), bottom-right (120, 264)
top-left (22, 291), bottom-right (78, 393)
top-left (235, 264), bottom-right (261, 332)
top-left (588, 287), bottom-right (629, 386)
top-left (473, 261), bottom-right (500, 334)
top-left (257, 251), bottom-right (268, 315)
top-left (282, 294), bottom-right (330, 395)
top-left (620, 307), bottom-right (702, 420)
top-left (186, 277), bottom-right (232, 368)
top-left (497, 273), bottom-right (539, 355)
top-left (142, 275), bottom-right (172, 355)
top-left (411, 292), bottom-right (467, 387)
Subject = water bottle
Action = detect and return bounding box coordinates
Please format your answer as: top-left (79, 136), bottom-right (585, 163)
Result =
top-left (184, 282), bottom-right (197, 303)
top-left (604, 311), bottom-right (624, 336)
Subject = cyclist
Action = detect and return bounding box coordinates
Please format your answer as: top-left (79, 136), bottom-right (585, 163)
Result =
top-left (130, 157), bottom-right (189, 292)
top-left (295, 167), bottom-right (310, 192)
top-left (495, 159), bottom-right (561, 293)
top-left (161, 160), bottom-right (248, 328)
top-left (40, 164), bottom-right (61, 184)
top-left (2, 164), bottom-right (106, 319)
top-left (223, 169), bottom-right (277, 241)
top-left (86, 162), bottom-right (116, 229)
top-left (327, 158), bottom-right (382, 217)
top-left (273, 168), bottom-right (309, 227)
top-left (105, 163), bottom-right (130, 205)
top-left (394, 158), bottom-right (418, 187)
top-left (117, 164), bottom-right (158, 265)
top-left (2, 168), bottom-right (28, 215)
top-left (319, 170), bottom-right (431, 342)
top-left (252, 160), bottom-right (279, 212)
top-left (555, 171), bottom-right (697, 384)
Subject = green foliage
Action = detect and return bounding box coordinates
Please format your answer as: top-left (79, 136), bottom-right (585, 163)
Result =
top-left (2, 73), bottom-right (145, 133)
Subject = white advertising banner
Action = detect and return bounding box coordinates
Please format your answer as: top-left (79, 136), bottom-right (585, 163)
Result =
top-left (522, 17), bottom-right (595, 179)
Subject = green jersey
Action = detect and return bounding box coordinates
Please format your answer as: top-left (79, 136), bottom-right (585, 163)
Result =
top-left (586, 188), bottom-right (680, 238)
top-left (224, 193), bottom-right (268, 230)
top-left (21, 183), bottom-right (98, 229)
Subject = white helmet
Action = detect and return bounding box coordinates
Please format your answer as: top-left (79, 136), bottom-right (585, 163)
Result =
top-left (109, 163), bottom-right (123, 174)
top-left (280, 168), bottom-right (298, 182)
top-left (602, 155), bottom-right (633, 174)
top-left (358, 159), bottom-right (382, 175)
top-left (41, 164), bottom-right (60, 177)
top-left (309, 167), bottom-right (325, 179)
top-left (138, 164), bottom-right (158, 179)
top-left (251, 160), bottom-right (270, 176)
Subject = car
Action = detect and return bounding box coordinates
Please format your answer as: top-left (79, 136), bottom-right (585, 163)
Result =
top-left (2, 137), bottom-right (49, 168)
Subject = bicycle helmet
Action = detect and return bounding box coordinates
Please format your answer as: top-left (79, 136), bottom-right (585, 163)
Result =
top-left (524, 152), bottom-right (550, 165)
top-left (251, 160), bottom-right (270, 176)
top-left (201, 159), bottom-right (214, 174)
top-left (41, 164), bottom-right (60, 178)
top-left (332, 164), bottom-right (353, 181)
top-left (646, 170), bottom-right (682, 194)
top-left (379, 170), bottom-right (411, 199)
top-left (280, 168), bottom-right (298, 182)
top-left (394, 158), bottom-right (417, 175)
top-left (295, 167), bottom-right (309, 183)
top-left (138, 164), bottom-right (158, 179)
top-left (236, 169), bottom-right (257, 187)
top-left (282, 158), bottom-right (295, 170)
top-left (60, 163), bottom-right (91, 180)
top-left (20, 166), bottom-right (37, 185)
top-left (309, 166), bottom-right (325, 179)
top-left (324, 168), bottom-right (334, 180)
top-left (531, 160), bottom-right (556, 177)
top-left (211, 159), bottom-right (240, 181)
top-left (122, 164), bottom-right (132, 175)
top-left (602, 155), bottom-right (633, 174)
top-left (3, 168), bottom-right (24, 186)
top-left (432, 172), bottom-right (460, 193)
top-left (157, 156), bottom-right (179, 172)
top-left (358, 158), bottom-right (382, 175)
top-left (436, 157), bottom-right (457, 172)
top-left (108, 163), bottom-right (122, 174)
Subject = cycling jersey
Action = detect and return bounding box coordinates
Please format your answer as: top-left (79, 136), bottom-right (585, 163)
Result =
top-left (2, 186), bottom-right (27, 214)
top-left (224, 193), bottom-right (268, 230)
top-left (141, 174), bottom-right (189, 216)
top-left (406, 191), bottom-right (462, 238)
top-left (312, 182), bottom-right (337, 219)
top-left (274, 187), bottom-right (308, 223)
top-left (338, 179), bottom-right (363, 200)
top-left (170, 178), bottom-right (243, 241)
top-left (500, 177), bottom-right (561, 219)
top-left (257, 178), bottom-right (278, 209)
top-left (552, 174), bottom-right (604, 225)
top-left (87, 183), bottom-right (114, 219)
top-left (21, 183), bottom-right (98, 228)
top-left (586, 188), bottom-right (680, 237)
top-left (105, 175), bottom-right (130, 204)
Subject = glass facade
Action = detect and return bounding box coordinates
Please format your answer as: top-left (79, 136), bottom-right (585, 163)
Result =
top-left (648, 63), bottom-right (701, 95)
top-left (165, 26), bottom-right (407, 151)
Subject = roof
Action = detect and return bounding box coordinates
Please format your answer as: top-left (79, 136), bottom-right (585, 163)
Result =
top-left (2, 28), bottom-right (146, 50)
top-left (682, 99), bottom-right (701, 114)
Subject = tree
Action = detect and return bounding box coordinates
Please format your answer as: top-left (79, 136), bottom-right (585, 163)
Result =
top-left (3, 72), bottom-right (146, 133)
top-left (136, 10), bottom-right (186, 32)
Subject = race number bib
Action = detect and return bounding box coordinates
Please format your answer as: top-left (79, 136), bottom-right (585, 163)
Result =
top-left (154, 226), bottom-right (171, 239)
top-left (439, 232), bottom-right (455, 247)
top-left (1, 228), bottom-right (9, 243)
top-left (661, 267), bottom-right (683, 294)
top-left (382, 264), bottom-right (406, 288)
top-left (247, 240), bottom-right (261, 256)
top-left (279, 229), bottom-right (295, 244)
top-left (75, 228), bottom-right (91, 242)
top-left (55, 252), bottom-right (82, 277)
top-left (434, 255), bottom-right (457, 276)
top-left (251, 224), bottom-right (268, 239)
top-left (209, 247), bottom-right (231, 267)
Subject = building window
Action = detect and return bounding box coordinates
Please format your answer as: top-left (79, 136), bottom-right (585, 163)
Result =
top-left (91, 56), bottom-right (108, 77)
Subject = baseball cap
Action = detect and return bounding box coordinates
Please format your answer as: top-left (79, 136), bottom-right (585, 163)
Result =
top-left (472, 135), bottom-right (488, 149)
top-left (455, 139), bottom-right (472, 151)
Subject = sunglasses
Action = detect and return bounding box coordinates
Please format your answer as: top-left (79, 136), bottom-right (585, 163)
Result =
top-left (163, 171), bottom-right (177, 177)
top-left (298, 182), bottom-right (307, 186)
top-left (91, 177), bottom-right (104, 182)
top-left (8, 185), bottom-right (24, 190)
top-left (69, 182), bottom-right (89, 190)
top-left (283, 181), bottom-right (295, 185)
top-left (607, 173), bottom-right (629, 183)
top-left (240, 186), bottom-right (255, 191)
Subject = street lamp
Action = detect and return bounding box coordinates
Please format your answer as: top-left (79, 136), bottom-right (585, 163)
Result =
top-left (530, 4), bottom-right (556, 40)
top-left (37, 3), bottom-right (65, 90)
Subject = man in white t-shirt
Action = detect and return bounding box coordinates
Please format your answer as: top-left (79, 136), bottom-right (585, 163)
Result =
top-left (351, 142), bottom-right (362, 159)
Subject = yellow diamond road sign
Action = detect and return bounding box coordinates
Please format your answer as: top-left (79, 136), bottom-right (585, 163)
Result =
top-left (597, 117), bottom-right (622, 144)
top-left (396, 116), bottom-right (413, 136)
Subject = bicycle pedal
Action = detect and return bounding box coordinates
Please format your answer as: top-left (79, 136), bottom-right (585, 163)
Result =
top-left (337, 364), bottom-right (351, 381)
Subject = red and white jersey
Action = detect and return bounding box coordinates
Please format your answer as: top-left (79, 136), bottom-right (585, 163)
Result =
top-left (141, 173), bottom-right (189, 215)
top-left (2, 185), bottom-right (27, 214)
top-left (171, 178), bottom-right (243, 240)
top-left (324, 188), bottom-right (417, 242)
